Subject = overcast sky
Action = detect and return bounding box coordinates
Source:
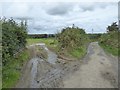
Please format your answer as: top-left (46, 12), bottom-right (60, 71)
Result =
top-left (1, 0), bottom-right (119, 34)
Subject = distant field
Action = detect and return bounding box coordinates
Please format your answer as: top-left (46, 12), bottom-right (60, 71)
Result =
top-left (27, 38), bottom-right (59, 52)
top-left (27, 38), bottom-right (55, 45)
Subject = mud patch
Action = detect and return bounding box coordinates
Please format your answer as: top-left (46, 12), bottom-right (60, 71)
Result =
top-left (97, 50), bottom-right (106, 57)
top-left (100, 61), bottom-right (104, 65)
top-left (101, 71), bottom-right (118, 88)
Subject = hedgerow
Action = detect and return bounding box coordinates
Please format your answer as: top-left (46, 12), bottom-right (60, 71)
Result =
top-left (2, 18), bottom-right (27, 66)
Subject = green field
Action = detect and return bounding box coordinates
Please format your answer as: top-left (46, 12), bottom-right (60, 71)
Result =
top-left (27, 38), bottom-right (55, 45)
top-left (27, 38), bottom-right (59, 53)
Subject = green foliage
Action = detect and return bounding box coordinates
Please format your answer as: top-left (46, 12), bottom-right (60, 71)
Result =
top-left (107, 22), bottom-right (119, 32)
top-left (99, 42), bottom-right (119, 56)
top-left (87, 34), bottom-right (102, 42)
top-left (2, 18), bottom-right (28, 88)
top-left (2, 18), bottom-right (27, 66)
top-left (69, 46), bottom-right (86, 59)
top-left (57, 26), bottom-right (88, 49)
top-left (99, 22), bottom-right (119, 56)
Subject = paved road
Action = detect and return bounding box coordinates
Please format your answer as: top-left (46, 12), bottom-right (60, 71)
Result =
top-left (63, 42), bottom-right (118, 88)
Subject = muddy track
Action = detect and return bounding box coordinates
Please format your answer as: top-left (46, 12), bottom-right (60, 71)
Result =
top-left (16, 42), bottom-right (118, 88)
top-left (16, 43), bottom-right (80, 88)
top-left (63, 42), bottom-right (118, 88)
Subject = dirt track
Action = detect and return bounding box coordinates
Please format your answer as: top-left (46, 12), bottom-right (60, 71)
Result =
top-left (63, 42), bottom-right (118, 88)
top-left (16, 42), bottom-right (118, 88)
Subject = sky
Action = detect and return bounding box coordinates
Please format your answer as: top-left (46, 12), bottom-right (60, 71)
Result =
top-left (1, 0), bottom-right (119, 34)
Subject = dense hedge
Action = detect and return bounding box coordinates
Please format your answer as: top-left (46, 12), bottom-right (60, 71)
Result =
top-left (2, 18), bottom-right (27, 66)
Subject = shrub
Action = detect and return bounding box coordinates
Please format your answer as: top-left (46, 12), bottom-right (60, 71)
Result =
top-left (57, 26), bottom-right (88, 49)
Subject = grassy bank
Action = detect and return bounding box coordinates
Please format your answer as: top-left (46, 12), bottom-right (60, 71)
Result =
top-left (99, 32), bottom-right (119, 56)
top-left (58, 44), bottom-right (88, 60)
top-left (2, 49), bottom-right (30, 88)
top-left (69, 46), bottom-right (87, 59)
top-left (99, 42), bottom-right (119, 56)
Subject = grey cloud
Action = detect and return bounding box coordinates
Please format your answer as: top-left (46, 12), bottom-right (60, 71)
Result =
top-left (47, 7), bottom-right (69, 15)
top-left (14, 17), bottom-right (33, 20)
top-left (81, 6), bottom-right (94, 12)
top-left (45, 3), bottom-right (73, 15)
top-left (80, 2), bottom-right (114, 12)
top-left (5, 2), bottom-right (116, 34)
top-left (32, 25), bottom-right (48, 31)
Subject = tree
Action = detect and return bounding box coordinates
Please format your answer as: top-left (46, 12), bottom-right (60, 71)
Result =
top-left (107, 22), bottom-right (119, 33)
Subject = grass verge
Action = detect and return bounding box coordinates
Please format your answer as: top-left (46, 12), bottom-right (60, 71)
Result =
top-left (58, 45), bottom-right (88, 60)
top-left (69, 46), bottom-right (87, 59)
top-left (99, 42), bottom-right (119, 56)
top-left (2, 49), bottom-right (30, 88)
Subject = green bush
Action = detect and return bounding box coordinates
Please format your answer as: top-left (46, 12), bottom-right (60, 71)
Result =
top-left (57, 26), bottom-right (88, 49)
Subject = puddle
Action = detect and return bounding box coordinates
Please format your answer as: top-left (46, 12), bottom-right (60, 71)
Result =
top-left (38, 43), bottom-right (57, 64)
